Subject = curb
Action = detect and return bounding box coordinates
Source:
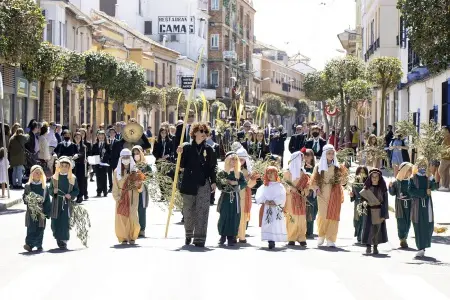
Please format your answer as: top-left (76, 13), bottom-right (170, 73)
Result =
top-left (0, 198), bottom-right (22, 212)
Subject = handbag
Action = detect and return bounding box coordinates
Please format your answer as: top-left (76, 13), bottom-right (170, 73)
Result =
top-left (19, 142), bottom-right (37, 167)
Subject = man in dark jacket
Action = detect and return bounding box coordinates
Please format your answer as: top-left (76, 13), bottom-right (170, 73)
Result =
top-left (175, 113), bottom-right (195, 148)
top-left (305, 125), bottom-right (327, 159)
top-left (91, 130), bottom-right (111, 197)
top-left (270, 125), bottom-right (287, 166)
top-left (237, 120), bottom-right (252, 151)
top-left (176, 122), bottom-right (217, 248)
top-left (288, 125), bottom-right (307, 153)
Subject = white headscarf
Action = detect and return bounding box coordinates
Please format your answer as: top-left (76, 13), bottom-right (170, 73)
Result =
top-left (115, 148), bottom-right (136, 180)
top-left (236, 147), bottom-right (252, 172)
top-left (231, 141), bottom-right (242, 152)
top-left (318, 144), bottom-right (339, 173)
top-left (288, 151), bottom-right (305, 182)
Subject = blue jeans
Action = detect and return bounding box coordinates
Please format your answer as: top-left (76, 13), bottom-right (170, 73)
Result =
top-left (12, 165), bottom-right (24, 186)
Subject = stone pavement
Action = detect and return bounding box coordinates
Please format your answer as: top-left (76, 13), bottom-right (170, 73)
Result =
top-left (0, 188), bottom-right (25, 211)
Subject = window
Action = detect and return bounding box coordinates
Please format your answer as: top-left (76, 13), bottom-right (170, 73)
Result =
top-left (169, 65), bottom-right (173, 85)
top-left (64, 21), bottom-right (67, 48)
top-left (46, 20), bottom-right (53, 43)
top-left (59, 21), bottom-right (63, 46)
top-left (170, 34), bottom-right (177, 42)
top-left (211, 71), bottom-right (219, 87)
top-left (155, 63), bottom-right (158, 85)
top-left (210, 34), bottom-right (219, 49)
top-left (162, 63), bottom-right (166, 86)
top-left (138, 0), bottom-right (142, 16)
top-left (211, 0), bottom-right (219, 10)
top-left (370, 19), bottom-right (374, 45)
top-left (80, 32), bottom-right (84, 52)
top-left (144, 21), bottom-right (152, 35)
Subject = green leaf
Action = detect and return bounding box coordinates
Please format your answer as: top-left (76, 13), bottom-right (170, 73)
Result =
top-left (21, 42), bottom-right (65, 82)
top-left (83, 51), bottom-right (118, 91)
top-left (0, 0), bottom-right (45, 65)
top-left (109, 60), bottom-right (146, 106)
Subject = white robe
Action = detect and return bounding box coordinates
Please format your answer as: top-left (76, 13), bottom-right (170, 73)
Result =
top-left (255, 182), bottom-right (287, 242)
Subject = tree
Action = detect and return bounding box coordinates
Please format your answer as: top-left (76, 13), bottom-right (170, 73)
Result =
top-left (397, 0), bottom-right (449, 73)
top-left (323, 56), bottom-right (366, 144)
top-left (0, 0), bottom-right (45, 65)
top-left (137, 87), bottom-right (162, 126)
top-left (83, 52), bottom-right (117, 133)
top-left (304, 71), bottom-right (333, 137)
top-left (21, 42), bottom-right (64, 120)
top-left (161, 86), bottom-right (184, 121)
top-left (61, 50), bottom-right (85, 127)
top-left (294, 99), bottom-right (310, 116)
top-left (367, 57), bottom-right (402, 134)
top-left (261, 93), bottom-right (284, 115)
top-left (109, 60), bottom-right (145, 121)
top-left (343, 78), bottom-right (372, 132)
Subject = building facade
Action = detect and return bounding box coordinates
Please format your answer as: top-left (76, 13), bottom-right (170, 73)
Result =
top-left (207, 0), bottom-right (256, 109)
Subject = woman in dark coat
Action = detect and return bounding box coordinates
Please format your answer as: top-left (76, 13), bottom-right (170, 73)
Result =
top-left (153, 127), bottom-right (174, 162)
top-left (73, 132), bottom-right (87, 203)
top-left (360, 168), bottom-right (389, 255)
top-left (8, 128), bottom-right (28, 188)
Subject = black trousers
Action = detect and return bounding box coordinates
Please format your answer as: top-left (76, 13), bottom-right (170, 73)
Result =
top-left (107, 166), bottom-right (113, 190)
top-left (95, 166), bottom-right (108, 196)
top-left (75, 164), bottom-right (87, 201)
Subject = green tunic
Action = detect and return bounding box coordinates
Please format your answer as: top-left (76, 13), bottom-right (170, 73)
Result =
top-left (388, 179), bottom-right (411, 240)
top-left (217, 171), bottom-right (247, 237)
top-left (350, 182), bottom-right (364, 241)
top-left (138, 164), bottom-right (152, 231)
top-left (408, 175), bottom-right (436, 250)
top-left (50, 175), bottom-right (80, 242)
top-left (24, 183), bottom-right (51, 248)
top-left (305, 166), bottom-right (316, 237)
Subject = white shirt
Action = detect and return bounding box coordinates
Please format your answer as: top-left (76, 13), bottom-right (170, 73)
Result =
top-left (47, 128), bottom-right (58, 148)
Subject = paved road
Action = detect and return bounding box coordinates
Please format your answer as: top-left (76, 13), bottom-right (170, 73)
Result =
top-left (1, 151), bottom-right (450, 300)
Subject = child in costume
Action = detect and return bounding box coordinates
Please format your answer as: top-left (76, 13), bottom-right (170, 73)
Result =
top-left (23, 165), bottom-right (51, 252)
top-left (284, 151), bottom-right (310, 246)
top-left (216, 152), bottom-right (247, 246)
top-left (388, 162), bottom-right (413, 249)
top-left (50, 156), bottom-right (80, 250)
top-left (113, 148), bottom-right (144, 245)
top-left (255, 166), bottom-right (287, 249)
top-left (303, 148), bottom-right (317, 238)
top-left (236, 146), bottom-right (257, 243)
top-left (132, 145), bottom-right (151, 238)
top-left (360, 168), bottom-right (389, 255)
top-left (350, 166), bottom-right (368, 244)
top-left (408, 157), bottom-right (437, 258)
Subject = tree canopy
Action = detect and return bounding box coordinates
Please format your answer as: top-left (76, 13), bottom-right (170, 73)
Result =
top-left (0, 0), bottom-right (45, 65)
top-left (304, 71), bottom-right (330, 102)
top-left (21, 42), bottom-right (64, 83)
top-left (83, 51), bottom-right (118, 92)
top-left (61, 50), bottom-right (85, 84)
top-left (109, 60), bottom-right (146, 106)
top-left (163, 86), bottom-right (184, 106)
top-left (397, 0), bottom-right (450, 73)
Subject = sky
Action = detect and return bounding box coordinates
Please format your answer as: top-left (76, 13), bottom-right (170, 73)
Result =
top-left (253, 0), bottom-right (356, 70)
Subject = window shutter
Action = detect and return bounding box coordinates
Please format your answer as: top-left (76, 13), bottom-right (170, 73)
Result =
top-left (144, 21), bottom-right (152, 35)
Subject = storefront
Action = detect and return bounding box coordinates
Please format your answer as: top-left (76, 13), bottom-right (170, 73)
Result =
top-left (15, 76), bottom-right (39, 128)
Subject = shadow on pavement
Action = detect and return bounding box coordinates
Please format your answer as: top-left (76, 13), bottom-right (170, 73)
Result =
top-left (47, 248), bottom-right (76, 254)
top-left (19, 250), bottom-right (44, 256)
top-left (172, 245), bottom-right (214, 252)
top-left (394, 247), bottom-right (417, 252)
top-left (257, 246), bottom-right (287, 252)
top-left (437, 222), bottom-right (450, 225)
top-left (431, 235), bottom-right (450, 245)
top-left (407, 256), bottom-right (449, 267)
top-left (111, 244), bottom-right (142, 249)
top-left (0, 209), bottom-right (26, 215)
top-left (316, 246), bottom-right (350, 252)
top-left (363, 253), bottom-right (390, 258)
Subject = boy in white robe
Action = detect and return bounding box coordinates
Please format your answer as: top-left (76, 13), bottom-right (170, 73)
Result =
top-left (255, 166), bottom-right (287, 249)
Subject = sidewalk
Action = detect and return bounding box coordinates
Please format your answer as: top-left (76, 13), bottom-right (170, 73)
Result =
top-left (0, 189), bottom-right (23, 211)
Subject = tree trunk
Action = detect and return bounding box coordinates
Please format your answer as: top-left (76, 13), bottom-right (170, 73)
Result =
top-left (104, 89), bottom-right (109, 126)
top-left (92, 88), bottom-right (98, 135)
top-left (38, 80), bottom-right (45, 121)
top-left (380, 87), bottom-right (387, 134)
top-left (321, 100), bottom-right (330, 141)
top-left (339, 90), bottom-right (345, 148)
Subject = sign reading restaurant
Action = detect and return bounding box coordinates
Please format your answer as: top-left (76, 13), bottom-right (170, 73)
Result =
top-left (158, 16), bottom-right (195, 34)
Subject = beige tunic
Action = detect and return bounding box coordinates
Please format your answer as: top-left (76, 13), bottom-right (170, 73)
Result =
top-left (113, 171), bottom-right (142, 243)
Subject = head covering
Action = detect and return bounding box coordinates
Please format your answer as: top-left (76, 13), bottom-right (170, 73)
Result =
top-left (231, 141), bottom-right (242, 152)
top-left (28, 165), bottom-right (47, 189)
top-left (412, 156), bottom-right (428, 175)
top-left (364, 168), bottom-right (387, 192)
top-left (243, 121), bottom-right (251, 127)
top-left (396, 162), bottom-right (413, 180)
top-left (53, 156), bottom-right (75, 185)
top-left (318, 144), bottom-right (339, 173)
top-left (225, 151), bottom-right (236, 158)
top-left (236, 147), bottom-right (252, 172)
top-left (288, 151), bottom-right (305, 182)
top-left (132, 145), bottom-right (146, 164)
top-left (116, 148), bottom-right (136, 180)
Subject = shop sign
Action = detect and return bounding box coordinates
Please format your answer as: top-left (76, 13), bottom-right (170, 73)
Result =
top-left (29, 82), bottom-right (38, 99)
top-left (158, 16), bottom-right (195, 34)
top-left (17, 78), bottom-right (28, 97)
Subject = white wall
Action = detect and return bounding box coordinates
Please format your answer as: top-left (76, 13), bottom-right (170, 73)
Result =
top-left (70, 0), bottom-right (100, 16)
top-left (41, 2), bottom-right (66, 47)
top-left (408, 70), bottom-right (450, 125)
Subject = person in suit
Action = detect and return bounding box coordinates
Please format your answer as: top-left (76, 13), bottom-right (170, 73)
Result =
top-left (176, 122), bottom-right (217, 248)
top-left (289, 125), bottom-right (307, 153)
top-left (153, 127), bottom-right (174, 162)
top-left (91, 130), bottom-right (111, 197)
top-left (175, 113), bottom-right (195, 148)
top-left (107, 127), bottom-right (119, 192)
top-left (237, 121), bottom-right (252, 151)
top-left (270, 125), bottom-right (287, 166)
top-left (53, 130), bottom-right (78, 158)
top-left (305, 125), bottom-right (327, 159)
top-left (73, 132), bottom-right (87, 203)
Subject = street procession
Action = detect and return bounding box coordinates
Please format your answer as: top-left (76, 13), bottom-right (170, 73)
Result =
top-left (1, 0), bottom-right (450, 299)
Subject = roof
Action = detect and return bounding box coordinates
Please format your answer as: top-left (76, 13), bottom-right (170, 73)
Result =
top-left (92, 10), bottom-right (180, 55)
top-left (66, 2), bottom-right (93, 24)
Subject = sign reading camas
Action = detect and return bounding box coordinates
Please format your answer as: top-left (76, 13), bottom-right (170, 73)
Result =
top-left (158, 16), bottom-right (195, 34)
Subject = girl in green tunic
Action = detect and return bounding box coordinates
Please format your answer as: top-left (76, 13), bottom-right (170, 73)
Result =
top-left (132, 145), bottom-right (152, 238)
top-left (350, 166), bottom-right (368, 244)
top-left (388, 162), bottom-right (413, 249)
top-left (50, 156), bottom-right (80, 250)
top-left (303, 148), bottom-right (317, 238)
top-left (408, 157), bottom-right (437, 258)
top-left (217, 152), bottom-right (247, 246)
top-left (23, 165), bottom-right (51, 252)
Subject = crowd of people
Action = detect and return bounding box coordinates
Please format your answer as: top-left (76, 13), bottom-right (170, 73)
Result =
top-left (4, 115), bottom-right (444, 260)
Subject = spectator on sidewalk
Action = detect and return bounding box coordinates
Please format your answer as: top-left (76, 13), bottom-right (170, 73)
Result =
top-left (438, 126), bottom-right (450, 191)
top-left (8, 128), bottom-right (27, 189)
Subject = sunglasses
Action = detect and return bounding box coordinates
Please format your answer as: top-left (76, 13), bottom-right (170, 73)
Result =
top-left (198, 129), bottom-right (209, 134)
